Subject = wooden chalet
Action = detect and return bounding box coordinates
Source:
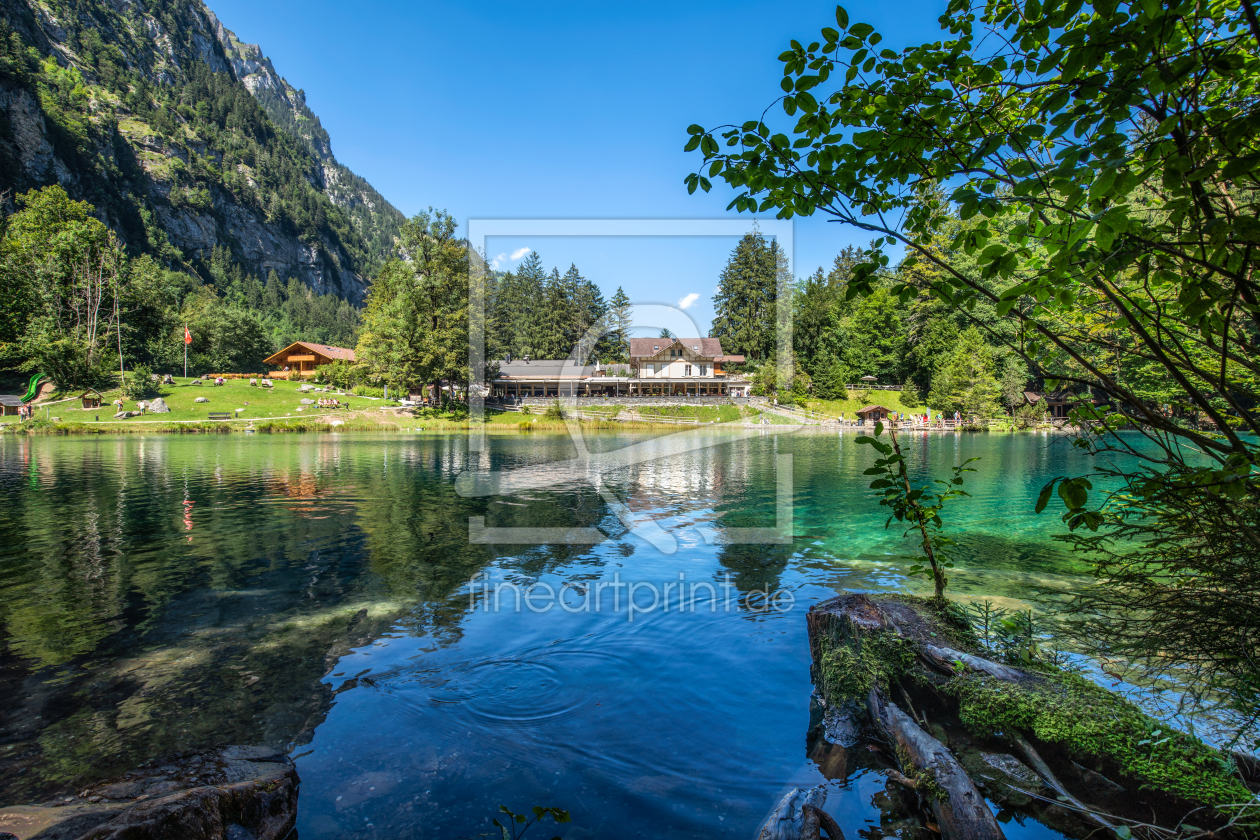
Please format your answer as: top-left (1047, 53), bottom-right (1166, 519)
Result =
top-left (263, 342), bottom-right (356, 379)
top-left (0, 395), bottom-right (23, 416)
top-left (80, 388), bottom-right (103, 409)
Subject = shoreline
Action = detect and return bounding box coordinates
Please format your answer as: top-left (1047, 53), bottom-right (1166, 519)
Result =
top-left (0, 417), bottom-right (1083, 436)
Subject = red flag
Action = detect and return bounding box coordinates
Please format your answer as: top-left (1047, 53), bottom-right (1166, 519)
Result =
top-left (184, 327), bottom-right (192, 345)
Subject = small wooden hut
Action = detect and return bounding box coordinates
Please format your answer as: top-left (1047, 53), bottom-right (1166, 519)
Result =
top-left (856, 404), bottom-right (893, 424)
top-left (0, 395), bottom-right (23, 416)
top-left (80, 388), bottom-right (103, 409)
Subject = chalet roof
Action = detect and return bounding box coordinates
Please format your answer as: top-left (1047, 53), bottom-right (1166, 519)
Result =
top-left (1024, 391), bottom-right (1043, 404)
top-left (496, 360), bottom-right (593, 378)
top-left (80, 388), bottom-right (103, 398)
top-left (628, 337), bottom-right (726, 358)
top-left (855, 404), bottom-right (894, 414)
top-left (0, 395), bottom-right (25, 407)
top-left (262, 341), bottom-right (356, 366)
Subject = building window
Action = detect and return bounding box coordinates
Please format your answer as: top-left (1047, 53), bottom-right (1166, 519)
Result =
top-left (700, 364), bottom-right (707, 376)
top-left (685, 364), bottom-right (692, 376)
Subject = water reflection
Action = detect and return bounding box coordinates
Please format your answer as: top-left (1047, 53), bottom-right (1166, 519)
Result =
top-left (0, 430), bottom-right (1098, 836)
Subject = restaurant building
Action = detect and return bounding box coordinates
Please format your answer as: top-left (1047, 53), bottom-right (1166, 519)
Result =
top-left (492, 337), bottom-right (748, 398)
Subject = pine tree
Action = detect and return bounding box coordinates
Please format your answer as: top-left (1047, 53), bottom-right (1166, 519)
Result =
top-left (927, 327), bottom-right (1000, 418)
top-left (812, 355), bottom-right (851, 400)
top-left (562, 263), bottom-right (606, 362)
top-left (711, 230), bottom-right (777, 360)
top-left (512, 252), bottom-right (548, 357)
top-left (263, 270), bottom-right (283, 311)
top-left (539, 268), bottom-right (570, 358)
top-left (608, 286), bottom-right (632, 362)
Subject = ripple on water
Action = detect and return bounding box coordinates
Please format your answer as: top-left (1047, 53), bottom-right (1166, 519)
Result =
top-left (380, 646), bottom-right (635, 730)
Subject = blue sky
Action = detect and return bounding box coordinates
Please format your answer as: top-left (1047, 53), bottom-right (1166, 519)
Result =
top-left (206, 0), bottom-right (949, 334)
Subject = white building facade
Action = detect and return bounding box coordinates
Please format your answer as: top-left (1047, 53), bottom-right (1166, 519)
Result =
top-left (492, 338), bottom-right (748, 398)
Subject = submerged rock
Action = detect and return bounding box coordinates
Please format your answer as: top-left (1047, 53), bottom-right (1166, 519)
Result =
top-left (0, 746), bottom-right (297, 840)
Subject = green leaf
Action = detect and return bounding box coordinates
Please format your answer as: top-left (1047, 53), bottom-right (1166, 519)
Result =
top-left (1035, 481), bottom-right (1055, 513)
top-left (849, 22), bottom-right (874, 39)
top-left (835, 5), bottom-right (849, 28)
top-left (1058, 478), bottom-right (1088, 510)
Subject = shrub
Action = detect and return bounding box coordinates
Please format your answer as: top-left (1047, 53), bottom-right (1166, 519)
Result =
top-left (121, 363), bottom-right (157, 399)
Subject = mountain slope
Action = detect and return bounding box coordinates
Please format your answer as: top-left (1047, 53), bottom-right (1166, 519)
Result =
top-left (0, 0), bottom-right (403, 303)
top-left (209, 14), bottom-right (404, 269)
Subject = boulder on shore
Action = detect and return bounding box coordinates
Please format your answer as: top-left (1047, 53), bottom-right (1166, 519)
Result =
top-left (194, 397), bottom-right (208, 404)
top-left (299, 398), bottom-right (314, 405)
top-left (0, 745), bottom-right (297, 840)
top-left (148, 398), bottom-right (170, 414)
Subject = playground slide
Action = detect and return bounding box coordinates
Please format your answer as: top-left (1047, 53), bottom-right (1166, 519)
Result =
top-left (21, 373), bottom-right (45, 403)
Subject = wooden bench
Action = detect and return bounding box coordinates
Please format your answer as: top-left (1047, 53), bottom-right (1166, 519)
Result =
top-left (207, 412), bottom-right (232, 420)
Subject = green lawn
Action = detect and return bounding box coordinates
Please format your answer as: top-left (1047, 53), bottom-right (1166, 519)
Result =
top-left (797, 391), bottom-right (929, 420)
top-left (631, 404), bottom-right (750, 423)
top-left (36, 378), bottom-right (398, 425)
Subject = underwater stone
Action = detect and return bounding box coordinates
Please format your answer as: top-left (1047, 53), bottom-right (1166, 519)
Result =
top-left (0, 746), bottom-right (297, 840)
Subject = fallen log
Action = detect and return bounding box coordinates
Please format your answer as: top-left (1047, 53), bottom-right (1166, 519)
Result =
top-left (867, 686), bottom-right (1006, 840)
top-left (806, 593), bottom-right (1257, 839)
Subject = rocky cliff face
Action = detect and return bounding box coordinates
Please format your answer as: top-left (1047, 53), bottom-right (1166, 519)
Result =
top-left (210, 13), bottom-right (405, 267)
top-left (0, 0), bottom-right (403, 304)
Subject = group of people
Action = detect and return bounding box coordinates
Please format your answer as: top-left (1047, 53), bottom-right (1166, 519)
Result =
top-left (316, 397), bottom-right (341, 408)
top-left (873, 410), bottom-right (965, 427)
top-left (16, 403), bottom-right (32, 421)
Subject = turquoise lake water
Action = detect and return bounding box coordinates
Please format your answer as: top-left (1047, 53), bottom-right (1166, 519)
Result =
top-left (0, 428), bottom-right (1110, 838)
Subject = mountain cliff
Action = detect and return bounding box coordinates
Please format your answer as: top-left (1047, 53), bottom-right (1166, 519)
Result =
top-left (0, 0), bottom-right (404, 303)
top-left (209, 14), bottom-right (403, 271)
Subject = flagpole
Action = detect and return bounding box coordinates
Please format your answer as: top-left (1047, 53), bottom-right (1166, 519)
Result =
top-left (184, 325), bottom-right (188, 380)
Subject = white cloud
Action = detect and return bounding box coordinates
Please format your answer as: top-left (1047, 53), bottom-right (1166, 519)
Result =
top-left (510, 246), bottom-right (532, 260)
top-left (490, 253), bottom-right (507, 270)
top-left (677, 292), bottom-right (700, 310)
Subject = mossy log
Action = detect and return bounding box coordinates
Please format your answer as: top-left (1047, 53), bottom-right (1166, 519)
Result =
top-left (807, 595), bottom-right (1004, 839)
top-left (807, 593), bottom-right (1257, 839)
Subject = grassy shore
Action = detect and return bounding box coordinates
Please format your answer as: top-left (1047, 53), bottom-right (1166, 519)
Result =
top-left (0, 381), bottom-right (759, 434)
top-left (21, 377), bottom-right (398, 424)
top-left (3, 380), bottom-right (917, 434)
top-left (797, 391), bottom-right (927, 419)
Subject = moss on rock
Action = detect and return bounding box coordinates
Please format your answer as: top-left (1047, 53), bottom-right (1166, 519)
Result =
top-left (945, 670), bottom-right (1252, 811)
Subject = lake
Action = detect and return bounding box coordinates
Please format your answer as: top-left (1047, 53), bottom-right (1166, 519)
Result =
top-left (0, 428), bottom-right (1102, 838)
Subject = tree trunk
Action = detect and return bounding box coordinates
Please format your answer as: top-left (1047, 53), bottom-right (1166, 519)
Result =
top-left (867, 686), bottom-right (1006, 840)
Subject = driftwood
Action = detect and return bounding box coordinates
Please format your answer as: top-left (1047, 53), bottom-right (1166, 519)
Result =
top-left (756, 786), bottom-right (827, 840)
top-left (867, 686), bottom-right (1006, 839)
top-left (800, 804), bottom-right (845, 840)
